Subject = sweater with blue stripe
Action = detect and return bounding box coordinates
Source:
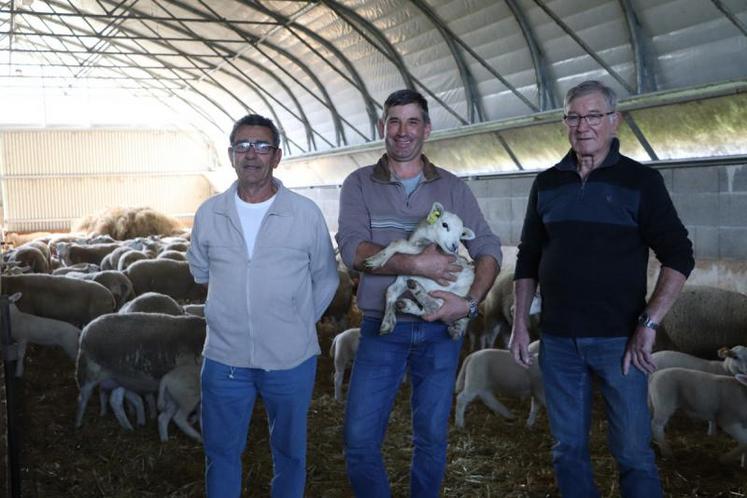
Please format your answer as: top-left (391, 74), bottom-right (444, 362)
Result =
top-left (515, 139), bottom-right (694, 338)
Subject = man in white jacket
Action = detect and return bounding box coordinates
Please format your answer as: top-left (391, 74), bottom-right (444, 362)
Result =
top-left (188, 114), bottom-right (339, 498)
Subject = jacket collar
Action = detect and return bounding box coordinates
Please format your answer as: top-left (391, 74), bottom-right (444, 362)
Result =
top-left (214, 178), bottom-right (292, 218)
top-left (371, 153), bottom-right (440, 183)
top-left (556, 137), bottom-right (621, 172)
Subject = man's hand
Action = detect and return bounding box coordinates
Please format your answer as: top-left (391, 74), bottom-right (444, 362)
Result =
top-left (623, 326), bottom-right (657, 375)
top-left (422, 290), bottom-right (469, 324)
top-left (414, 244), bottom-right (461, 286)
top-left (509, 324), bottom-right (533, 369)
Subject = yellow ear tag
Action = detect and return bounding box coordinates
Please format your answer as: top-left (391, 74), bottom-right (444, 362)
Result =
top-left (426, 208), bottom-right (441, 225)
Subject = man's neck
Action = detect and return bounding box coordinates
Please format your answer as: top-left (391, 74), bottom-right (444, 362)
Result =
top-left (238, 181), bottom-right (276, 203)
top-left (387, 156), bottom-right (424, 180)
top-left (574, 148), bottom-right (610, 180)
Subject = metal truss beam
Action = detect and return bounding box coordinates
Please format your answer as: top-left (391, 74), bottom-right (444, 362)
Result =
top-left (505, 0), bottom-right (557, 111)
top-left (618, 0), bottom-right (657, 93)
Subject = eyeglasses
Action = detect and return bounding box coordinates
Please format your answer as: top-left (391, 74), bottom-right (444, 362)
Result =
top-left (231, 140), bottom-right (277, 155)
top-left (563, 111), bottom-right (615, 127)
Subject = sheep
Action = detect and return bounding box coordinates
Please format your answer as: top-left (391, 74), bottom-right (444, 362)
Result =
top-left (56, 242), bottom-right (121, 266)
top-left (471, 270), bottom-right (542, 350)
top-left (183, 304), bottom-right (205, 317)
top-left (2, 274), bottom-right (115, 326)
top-left (363, 202), bottom-right (475, 339)
top-left (52, 262), bottom-right (100, 275)
top-left (454, 341), bottom-right (544, 429)
top-left (321, 270), bottom-right (354, 332)
top-left (657, 286), bottom-right (747, 358)
top-left (120, 292), bottom-right (185, 316)
top-left (5, 245), bottom-right (50, 273)
top-left (75, 312), bottom-right (206, 428)
top-left (157, 250), bottom-right (187, 261)
top-left (117, 249), bottom-right (152, 271)
top-left (157, 363), bottom-right (202, 442)
top-left (649, 368), bottom-right (747, 464)
top-left (5, 292), bottom-right (81, 377)
top-left (329, 328), bottom-right (361, 401)
top-left (125, 259), bottom-right (206, 303)
top-left (71, 206), bottom-right (184, 239)
top-left (100, 245), bottom-right (134, 270)
top-left (651, 347), bottom-right (747, 435)
top-left (65, 270), bottom-right (135, 310)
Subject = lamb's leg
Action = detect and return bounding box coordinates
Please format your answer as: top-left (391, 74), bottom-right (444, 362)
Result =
top-left (526, 397), bottom-right (540, 429)
top-left (447, 317), bottom-right (469, 340)
top-left (13, 340), bottom-right (27, 377)
top-left (110, 387), bottom-right (135, 431)
top-left (172, 409), bottom-right (203, 443)
top-left (405, 279), bottom-right (442, 314)
top-left (364, 240), bottom-right (425, 270)
top-left (718, 424), bottom-right (747, 464)
top-left (650, 408), bottom-right (674, 457)
top-left (75, 381), bottom-right (98, 428)
top-left (123, 390), bottom-right (146, 426)
top-left (333, 365), bottom-right (345, 402)
top-left (381, 277), bottom-right (407, 334)
top-left (455, 389), bottom-right (479, 428)
top-left (158, 398), bottom-right (178, 442)
top-left (477, 390), bottom-right (515, 420)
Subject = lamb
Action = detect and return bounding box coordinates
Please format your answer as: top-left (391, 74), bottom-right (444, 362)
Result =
top-left (6, 245), bottom-right (50, 273)
top-left (183, 304), bottom-right (205, 317)
top-left (117, 249), bottom-right (152, 271)
top-left (120, 292), bottom-right (185, 316)
top-left (65, 270), bottom-right (135, 310)
top-left (125, 259), bottom-right (206, 303)
top-left (6, 292), bottom-right (81, 377)
top-left (329, 328), bottom-right (361, 401)
top-left (2, 274), bottom-right (115, 326)
top-left (52, 262), bottom-right (100, 275)
top-left (157, 250), bottom-right (187, 261)
top-left (363, 202), bottom-right (475, 339)
top-left (56, 242), bottom-right (121, 266)
top-left (471, 270), bottom-right (541, 350)
top-left (157, 363), bottom-right (202, 442)
top-left (454, 341), bottom-right (544, 429)
top-left (649, 368), bottom-right (747, 464)
top-left (75, 312), bottom-right (206, 428)
top-left (657, 286), bottom-right (747, 358)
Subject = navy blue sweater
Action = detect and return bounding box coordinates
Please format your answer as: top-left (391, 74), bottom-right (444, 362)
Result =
top-left (515, 139), bottom-right (694, 338)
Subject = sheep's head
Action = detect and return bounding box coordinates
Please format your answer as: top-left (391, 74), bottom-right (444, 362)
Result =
top-left (424, 202), bottom-right (475, 254)
top-left (721, 345), bottom-right (747, 375)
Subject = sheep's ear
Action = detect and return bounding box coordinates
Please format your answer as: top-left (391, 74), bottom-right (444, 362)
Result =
top-left (735, 373), bottom-right (747, 387)
top-left (8, 292), bottom-right (22, 303)
top-left (460, 227), bottom-right (476, 240)
top-left (426, 202), bottom-right (444, 225)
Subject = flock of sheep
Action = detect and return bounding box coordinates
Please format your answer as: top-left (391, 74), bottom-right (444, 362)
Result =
top-left (2, 205), bottom-right (747, 470)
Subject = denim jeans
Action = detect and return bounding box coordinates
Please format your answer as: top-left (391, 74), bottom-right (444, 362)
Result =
top-left (539, 334), bottom-right (663, 498)
top-left (201, 355), bottom-right (317, 498)
top-left (344, 316), bottom-right (463, 498)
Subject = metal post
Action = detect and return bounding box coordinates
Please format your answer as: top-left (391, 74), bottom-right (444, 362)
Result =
top-left (1, 295), bottom-right (22, 498)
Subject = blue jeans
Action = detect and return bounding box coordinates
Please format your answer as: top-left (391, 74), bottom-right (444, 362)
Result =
top-left (344, 317), bottom-right (463, 498)
top-left (539, 334), bottom-right (662, 498)
top-left (201, 355), bottom-right (317, 498)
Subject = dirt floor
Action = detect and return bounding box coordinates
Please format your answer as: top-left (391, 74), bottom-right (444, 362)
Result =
top-left (2, 331), bottom-right (747, 498)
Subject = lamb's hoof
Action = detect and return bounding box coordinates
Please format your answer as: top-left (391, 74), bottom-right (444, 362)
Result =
top-left (406, 279), bottom-right (418, 290)
top-left (448, 328), bottom-right (465, 341)
top-left (379, 326), bottom-right (393, 335)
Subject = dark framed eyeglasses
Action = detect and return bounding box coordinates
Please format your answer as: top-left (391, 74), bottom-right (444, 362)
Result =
top-left (563, 111), bottom-right (615, 127)
top-left (231, 140), bottom-right (277, 155)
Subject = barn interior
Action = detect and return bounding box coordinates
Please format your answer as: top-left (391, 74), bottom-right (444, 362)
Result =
top-left (1, 1), bottom-right (746, 496)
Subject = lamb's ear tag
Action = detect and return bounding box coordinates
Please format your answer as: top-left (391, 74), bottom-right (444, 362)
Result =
top-left (427, 207), bottom-right (442, 225)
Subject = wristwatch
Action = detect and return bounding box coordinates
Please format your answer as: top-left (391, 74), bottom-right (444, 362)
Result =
top-left (465, 295), bottom-right (479, 320)
top-left (637, 311), bottom-right (660, 331)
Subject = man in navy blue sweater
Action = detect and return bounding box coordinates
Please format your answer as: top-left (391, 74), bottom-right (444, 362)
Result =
top-left (510, 80), bottom-right (694, 498)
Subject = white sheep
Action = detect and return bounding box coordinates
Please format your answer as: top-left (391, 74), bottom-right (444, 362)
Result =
top-left (125, 259), bottom-right (206, 303)
top-left (182, 304), bottom-right (205, 317)
top-left (75, 312), bottom-right (205, 429)
top-left (454, 341), bottom-right (544, 429)
top-left (329, 328), bottom-right (361, 401)
top-left (6, 292), bottom-right (81, 377)
top-left (649, 367), bottom-right (747, 464)
top-left (119, 291), bottom-right (184, 315)
top-left (658, 286), bottom-right (747, 358)
top-left (157, 362), bottom-right (202, 443)
top-left (56, 241), bottom-right (121, 266)
top-left (364, 202), bottom-right (475, 339)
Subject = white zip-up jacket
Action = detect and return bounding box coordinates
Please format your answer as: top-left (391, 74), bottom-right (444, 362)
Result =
top-left (188, 179), bottom-right (339, 370)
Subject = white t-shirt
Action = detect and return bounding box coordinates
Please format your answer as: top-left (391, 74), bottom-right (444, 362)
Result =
top-left (234, 192), bottom-right (276, 258)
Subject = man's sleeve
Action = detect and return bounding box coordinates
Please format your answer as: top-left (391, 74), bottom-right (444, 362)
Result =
top-left (186, 206), bottom-right (210, 284)
top-left (639, 169), bottom-right (694, 277)
top-left (335, 172), bottom-right (370, 270)
top-left (310, 208), bottom-right (340, 321)
top-left (514, 179), bottom-right (544, 280)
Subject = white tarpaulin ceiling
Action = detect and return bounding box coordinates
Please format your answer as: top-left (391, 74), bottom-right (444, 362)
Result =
top-left (1, 0), bottom-right (746, 181)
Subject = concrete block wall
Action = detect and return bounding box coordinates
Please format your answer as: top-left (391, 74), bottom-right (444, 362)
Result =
top-left (294, 159), bottom-right (747, 292)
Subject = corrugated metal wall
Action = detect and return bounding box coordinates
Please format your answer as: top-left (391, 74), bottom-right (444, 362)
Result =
top-left (0, 129), bottom-right (218, 232)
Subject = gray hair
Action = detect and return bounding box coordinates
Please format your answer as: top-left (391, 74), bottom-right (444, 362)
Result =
top-left (564, 80), bottom-right (618, 112)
